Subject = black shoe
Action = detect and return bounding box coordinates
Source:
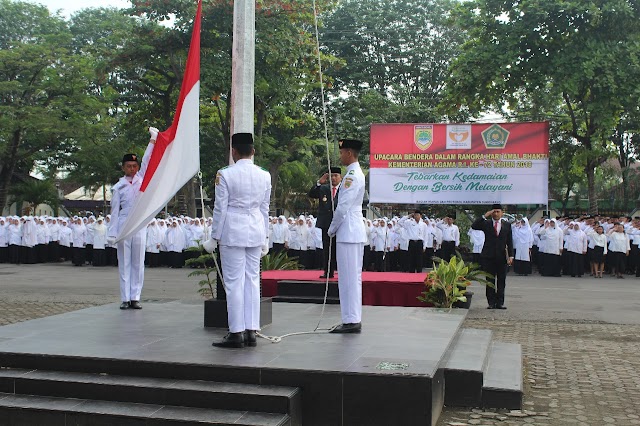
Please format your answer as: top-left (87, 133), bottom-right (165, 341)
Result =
top-left (130, 301), bottom-right (142, 309)
top-left (328, 274), bottom-right (334, 278)
top-left (487, 305), bottom-right (495, 309)
top-left (119, 302), bottom-right (130, 310)
top-left (212, 332), bottom-right (245, 348)
top-left (245, 330), bottom-right (257, 347)
top-left (319, 274), bottom-right (328, 278)
top-left (330, 323), bottom-right (362, 333)
top-left (495, 305), bottom-right (507, 310)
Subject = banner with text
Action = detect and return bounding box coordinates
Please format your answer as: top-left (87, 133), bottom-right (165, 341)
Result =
top-left (369, 122), bottom-right (549, 205)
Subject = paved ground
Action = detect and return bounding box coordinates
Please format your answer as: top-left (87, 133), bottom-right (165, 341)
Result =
top-left (0, 262), bottom-right (639, 425)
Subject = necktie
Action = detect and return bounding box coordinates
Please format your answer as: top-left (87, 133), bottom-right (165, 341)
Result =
top-left (494, 221), bottom-right (499, 236)
top-left (332, 186), bottom-right (336, 199)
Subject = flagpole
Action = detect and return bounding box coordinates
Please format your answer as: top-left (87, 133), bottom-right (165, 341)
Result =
top-left (229, 0), bottom-right (255, 165)
top-left (214, 0), bottom-right (256, 304)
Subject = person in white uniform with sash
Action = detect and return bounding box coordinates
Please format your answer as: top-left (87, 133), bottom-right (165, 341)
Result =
top-left (328, 139), bottom-right (367, 333)
top-left (205, 133), bottom-right (271, 348)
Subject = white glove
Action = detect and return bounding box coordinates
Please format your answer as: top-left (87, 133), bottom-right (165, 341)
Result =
top-left (106, 236), bottom-right (116, 245)
top-left (203, 238), bottom-right (218, 253)
top-left (260, 244), bottom-right (269, 258)
top-left (149, 126), bottom-right (159, 141)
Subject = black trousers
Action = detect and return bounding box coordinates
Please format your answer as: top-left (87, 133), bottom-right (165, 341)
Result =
top-left (374, 251), bottom-right (385, 272)
top-left (92, 249), bottom-right (106, 266)
top-left (408, 240), bottom-right (423, 273)
top-left (423, 247), bottom-right (435, 269)
top-left (272, 243), bottom-right (285, 254)
top-left (610, 251), bottom-right (627, 275)
top-left (321, 229), bottom-right (337, 275)
top-left (629, 244), bottom-right (640, 275)
top-left (398, 249), bottom-right (409, 272)
top-left (481, 256), bottom-right (508, 307)
top-left (440, 241), bottom-right (456, 261)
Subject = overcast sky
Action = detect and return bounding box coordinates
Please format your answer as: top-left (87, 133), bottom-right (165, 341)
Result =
top-left (28, 0), bottom-right (131, 18)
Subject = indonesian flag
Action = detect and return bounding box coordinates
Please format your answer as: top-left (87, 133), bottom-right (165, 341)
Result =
top-left (116, 0), bottom-right (202, 242)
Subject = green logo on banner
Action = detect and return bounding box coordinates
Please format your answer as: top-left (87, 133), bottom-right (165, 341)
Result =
top-left (414, 125), bottom-right (433, 151)
top-left (482, 124), bottom-right (510, 149)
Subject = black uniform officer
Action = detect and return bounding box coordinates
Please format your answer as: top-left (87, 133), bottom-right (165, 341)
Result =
top-left (308, 166), bottom-right (341, 278)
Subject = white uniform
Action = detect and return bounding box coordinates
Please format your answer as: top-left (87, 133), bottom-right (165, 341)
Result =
top-left (328, 161), bottom-right (367, 324)
top-left (108, 143), bottom-right (154, 303)
top-left (211, 159), bottom-right (271, 333)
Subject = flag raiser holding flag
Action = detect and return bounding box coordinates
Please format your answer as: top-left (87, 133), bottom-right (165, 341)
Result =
top-left (116, 0), bottom-right (202, 242)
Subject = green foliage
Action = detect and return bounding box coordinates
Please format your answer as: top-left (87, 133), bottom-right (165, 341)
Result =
top-left (0, 0), bottom-right (117, 211)
top-left (322, 0), bottom-right (467, 151)
top-left (418, 256), bottom-right (494, 309)
top-left (442, 0), bottom-right (640, 214)
top-left (260, 250), bottom-right (301, 271)
top-left (9, 179), bottom-right (59, 213)
top-left (185, 245), bottom-right (217, 299)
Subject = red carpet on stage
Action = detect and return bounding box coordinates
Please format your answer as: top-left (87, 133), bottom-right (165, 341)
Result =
top-left (261, 270), bottom-right (428, 307)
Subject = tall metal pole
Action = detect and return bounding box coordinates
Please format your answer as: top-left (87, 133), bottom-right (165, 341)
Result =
top-left (218, 0), bottom-right (256, 300)
top-left (229, 0), bottom-right (255, 165)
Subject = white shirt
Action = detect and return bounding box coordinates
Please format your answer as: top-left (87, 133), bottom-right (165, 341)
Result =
top-left (327, 161), bottom-right (367, 243)
top-left (211, 159), bottom-right (271, 247)
top-left (440, 224), bottom-right (460, 246)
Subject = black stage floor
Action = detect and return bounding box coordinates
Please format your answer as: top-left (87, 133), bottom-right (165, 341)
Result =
top-left (0, 301), bottom-right (467, 425)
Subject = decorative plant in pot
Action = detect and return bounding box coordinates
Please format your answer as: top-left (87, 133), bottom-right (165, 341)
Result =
top-left (185, 243), bottom-right (217, 299)
top-left (418, 255), bottom-right (494, 309)
top-left (186, 244), bottom-right (302, 326)
top-left (186, 247), bottom-right (303, 300)
top-left (260, 250), bottom-right (301, 271)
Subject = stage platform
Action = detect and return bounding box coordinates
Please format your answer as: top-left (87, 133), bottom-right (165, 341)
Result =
top-left (0, 301), bottom-right (522, 425)
top-left (262, 270), bottom-right (427, 307)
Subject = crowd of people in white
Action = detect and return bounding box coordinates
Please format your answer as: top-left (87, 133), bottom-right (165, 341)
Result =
top-left (1, 213), bottom-right (638, 278)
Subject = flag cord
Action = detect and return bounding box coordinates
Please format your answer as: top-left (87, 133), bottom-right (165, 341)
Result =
top-left (205, 2), bottom-right (341, 343)
top-left (255, 0), bottom-right (339, 343)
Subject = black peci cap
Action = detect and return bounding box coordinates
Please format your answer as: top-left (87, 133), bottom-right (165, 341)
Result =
top-left (231, 133), bottom-right (254, 147)
top-left (338, 139), bottom-right (363, 151)
top-left (330, 166), bottom-right (342, 174)
top-left (491, 203), bottom-right (503, 210)
top-left (122, 153), bottom-right (139, 164)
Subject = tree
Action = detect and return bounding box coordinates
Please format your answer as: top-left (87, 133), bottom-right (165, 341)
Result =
top-left (611, 115), bottom-right (640, 210)
top-left (442, 0), bottom-right (640, 214)
top-left (321, 0), bottom-right (466, 146)
top-left (9, 178), bottom-right (59, 214)
top-left (0, 0), bottom-right (103, 213)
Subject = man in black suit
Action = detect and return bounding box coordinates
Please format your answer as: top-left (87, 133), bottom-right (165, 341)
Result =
top-left (471, 204), bottom-right (514, 310)
top-left (308, 167), bottom-right (341, 278)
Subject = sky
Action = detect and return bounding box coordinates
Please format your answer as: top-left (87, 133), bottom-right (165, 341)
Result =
top-left (28, 0), bottom-right (131, 18)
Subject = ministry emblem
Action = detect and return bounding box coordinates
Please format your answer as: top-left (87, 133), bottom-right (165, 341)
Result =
top-left (414, 125), bottom-right (433, 151)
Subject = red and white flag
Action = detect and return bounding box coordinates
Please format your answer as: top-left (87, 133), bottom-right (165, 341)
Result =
top-left (116, 0), bottom-right (202, 242)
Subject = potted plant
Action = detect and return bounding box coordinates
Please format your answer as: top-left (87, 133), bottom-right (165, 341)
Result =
top-left (260, 250), bottom-right (301, 271)
top-left (186, 245), bottom-right (302, 327)
top-left (185, 244), bottom-right (217, 299)
top-left (418, 255), bottom-right (494, 309)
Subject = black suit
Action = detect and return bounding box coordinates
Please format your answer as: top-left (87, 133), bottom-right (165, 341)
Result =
top-left (308, 183), bottom-right (339, 276)
top-left (471, 216), bottom-right (514, 308)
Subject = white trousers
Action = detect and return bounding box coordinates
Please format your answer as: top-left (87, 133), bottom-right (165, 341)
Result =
top-left (336, 242), bottom-right (364, 324)
top-left (219, 245), bottom-right (261, 333)
top-left (117, 229), bottom-right (146, 302)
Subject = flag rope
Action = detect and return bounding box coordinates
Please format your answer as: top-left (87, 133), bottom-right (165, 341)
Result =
top-left (205, 1), bottom-right (341, 342)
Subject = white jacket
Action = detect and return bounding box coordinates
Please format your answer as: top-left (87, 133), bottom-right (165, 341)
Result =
top-left (211, 159), bottom-right (271, 247)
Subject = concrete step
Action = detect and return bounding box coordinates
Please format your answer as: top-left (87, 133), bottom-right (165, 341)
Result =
top-left (482, 342), bottom-right (523, 409)
top-left (0, 367), bottom-right (300, 421)
top-left (276, 280), bottom-right (339, 298)
top-left (0, 392), bottom-right (292, 425)
top-left (272, 295), bottom-right (340, 304)
top-left (442, 328), bottom-right (493, 407)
